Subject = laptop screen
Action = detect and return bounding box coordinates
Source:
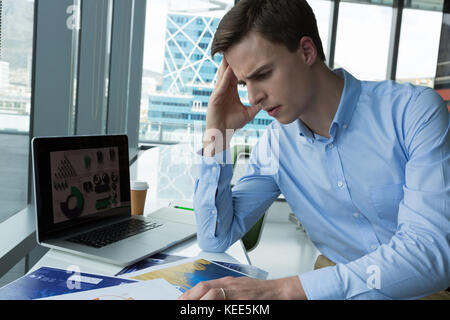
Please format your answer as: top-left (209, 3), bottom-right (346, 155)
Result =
top-left (33, 135), bottom-right (131, 241)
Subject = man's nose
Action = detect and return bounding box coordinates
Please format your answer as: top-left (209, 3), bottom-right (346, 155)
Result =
top-left (247, 83), bottom-right (265, 107)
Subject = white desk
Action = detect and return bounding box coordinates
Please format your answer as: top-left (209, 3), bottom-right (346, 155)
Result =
top-left (29, 145), bottom-right (249, 277)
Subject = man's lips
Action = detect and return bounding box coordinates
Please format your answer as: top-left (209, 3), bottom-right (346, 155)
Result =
top-left (265, 105), bottom-right (281, 117)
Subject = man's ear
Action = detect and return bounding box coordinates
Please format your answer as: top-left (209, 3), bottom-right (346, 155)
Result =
top-left (298, 36), bottom-right (317, 67)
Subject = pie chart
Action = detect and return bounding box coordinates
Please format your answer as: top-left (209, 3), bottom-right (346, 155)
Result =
top-left (60, 186), bottom-right (84, 219)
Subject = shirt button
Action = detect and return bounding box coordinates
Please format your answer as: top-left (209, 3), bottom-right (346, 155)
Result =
top-left (342, 124), bottom-right (348, 129)
top-left (353, 213), bottom-right (360, 218)
top-left (337, 180), bottom-right (344, 188)
top-left (328, 143), bottom-right (334, 149)
top-left (370, 245), bottom-right (378, 251)
top-left (211, 208), bottom-right (217, 214)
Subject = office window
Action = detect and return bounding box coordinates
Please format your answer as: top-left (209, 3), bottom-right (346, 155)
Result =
top-left (139, 0), bottom-right (273, 147)
top-left (434, 3), bottom-right (449, 109)
top-left (396, 4), bottom-right (443, 87)
top-left (0, 0), bottom-right (34, 223)
top-left (138, 0), bottom-right (446, 148)
top-left (334, 1), bottom-right (393, 81)
top-left (139, 0), bottom-right (334, 147)
top-left (308, 0), bottom-right (332, 59)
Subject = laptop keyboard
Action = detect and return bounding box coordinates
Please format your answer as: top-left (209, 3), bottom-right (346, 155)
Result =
top-left (67, 219), bottom-right (163, 248)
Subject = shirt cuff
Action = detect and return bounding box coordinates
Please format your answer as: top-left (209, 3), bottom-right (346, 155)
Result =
top-left (298, 266), bottom-right (345, 300)
top-left (196, 147), bottom-right (232, 166)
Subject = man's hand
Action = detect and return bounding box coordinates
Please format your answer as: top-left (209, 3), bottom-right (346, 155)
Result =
top-left (177, 275), bottom-right (307, 300)
top-left (203, 58), bottom-right (261, 156)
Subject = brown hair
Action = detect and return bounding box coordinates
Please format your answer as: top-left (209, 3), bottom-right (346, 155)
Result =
top-left (211, 0), bottom-right (326, 61)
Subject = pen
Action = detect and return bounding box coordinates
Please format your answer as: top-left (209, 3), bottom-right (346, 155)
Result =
top-left (174, 205), bottom-right (194, 212)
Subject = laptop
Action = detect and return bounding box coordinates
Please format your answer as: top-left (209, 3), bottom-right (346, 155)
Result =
top-left (32, 134), bottom-right (197, 266)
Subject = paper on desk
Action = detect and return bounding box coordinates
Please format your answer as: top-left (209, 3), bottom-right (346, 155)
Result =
top-left (38, 278), bottom-right (182, 300)
top-left (117, 257), bottom-right (199, 279)
top-left (118, 257), bottom-right (248, 292)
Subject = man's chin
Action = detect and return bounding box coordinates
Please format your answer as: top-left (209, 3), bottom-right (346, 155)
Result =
top-left (275, 116), bottom-right (298, 125)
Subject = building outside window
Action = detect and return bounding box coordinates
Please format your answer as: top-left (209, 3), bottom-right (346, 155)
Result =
top-left (139, 0), bottom-right (272, 146)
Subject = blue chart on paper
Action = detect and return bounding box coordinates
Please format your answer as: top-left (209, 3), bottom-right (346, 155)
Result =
top-left (116, 253), bottom-right (269, 280)
top-left (0, 267), bottom-right (135, 300)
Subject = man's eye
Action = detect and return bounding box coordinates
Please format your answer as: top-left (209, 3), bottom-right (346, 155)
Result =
top-left (257, 71), bottom-right (271, 79)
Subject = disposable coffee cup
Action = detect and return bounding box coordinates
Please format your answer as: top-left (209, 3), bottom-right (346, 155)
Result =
top-left (130, 180), bottom-right (149, 215)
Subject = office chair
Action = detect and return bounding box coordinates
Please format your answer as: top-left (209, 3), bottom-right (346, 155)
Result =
top-left (230, 144), bottom-right (266, 253)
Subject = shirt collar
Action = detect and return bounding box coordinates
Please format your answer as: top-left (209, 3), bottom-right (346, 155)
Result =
top-left (297, 68), bottom-right (361, 140)
top-left (297, 119), bottom-right (315, 141)
top-left (330, 68), bottom-right (361, 133)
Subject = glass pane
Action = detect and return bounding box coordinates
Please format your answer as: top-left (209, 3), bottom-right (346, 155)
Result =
top-left (308, 0), bottom-right (332, 60)
top-left (0, 0), bottom-right (34, 223)
top-left (434, 6), bottom-right (449, 111)
top-left (139, 0), bottom-right (276, 147)
top-left (341, 0), bottom-right (393, 6)
top-left (335, 2), bottom-right (392, 80)
top-left (404, 0), bottom-right (443, 11)
top-left (396, 7), bottom-right (443, 87)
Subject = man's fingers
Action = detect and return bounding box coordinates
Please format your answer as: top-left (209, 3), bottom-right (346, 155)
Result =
top-left (216, 58), bottom-right (229, 84)
top-left (178, 277), bottom-right (235, 300)
top-left (215, 66), bottom-right (236, 94)
top-left (178, 281), bottom-right (212, 300)
top-left (200, 287), bottom-right (228, 300)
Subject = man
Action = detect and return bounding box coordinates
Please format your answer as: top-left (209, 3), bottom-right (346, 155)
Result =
top-left (179, 0), bottom-right (449, 300)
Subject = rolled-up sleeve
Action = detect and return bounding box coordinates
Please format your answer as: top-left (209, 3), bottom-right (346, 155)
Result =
top-left (194, 129), bottom-right (281, 253)
top-left (193, 148), bottom-right (234, 251)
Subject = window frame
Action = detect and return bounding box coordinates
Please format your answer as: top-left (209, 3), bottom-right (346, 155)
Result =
top-left (0, 0), bottom-right (146, 278)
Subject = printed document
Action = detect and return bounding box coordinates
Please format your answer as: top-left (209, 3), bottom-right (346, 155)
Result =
top-left (39, 278), bottom-right (182, 300)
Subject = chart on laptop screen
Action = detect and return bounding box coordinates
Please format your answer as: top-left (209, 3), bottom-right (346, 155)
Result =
top-left (50, 147), bottom-right (121, 224)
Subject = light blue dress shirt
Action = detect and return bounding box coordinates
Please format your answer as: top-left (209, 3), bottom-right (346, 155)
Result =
top-left (193, 68), bottom-right (450, 299)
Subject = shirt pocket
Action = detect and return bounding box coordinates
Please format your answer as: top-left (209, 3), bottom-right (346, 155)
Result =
top-left (369, 183), bottom-right (404, 229)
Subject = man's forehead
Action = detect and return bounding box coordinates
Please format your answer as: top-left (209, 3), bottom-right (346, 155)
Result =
top-left (224, 32), bottom-right (278, 78)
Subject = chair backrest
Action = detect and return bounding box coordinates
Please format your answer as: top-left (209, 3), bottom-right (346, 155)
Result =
top-left (241, 214), bottom-right (266, 252)
top-left (230, 144), bottom-right (266, 252)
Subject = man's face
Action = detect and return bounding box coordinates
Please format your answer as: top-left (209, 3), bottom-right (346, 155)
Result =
top-left (225, 31), bottom-right (317, 124)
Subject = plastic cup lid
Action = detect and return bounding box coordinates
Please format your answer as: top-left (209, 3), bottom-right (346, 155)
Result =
top-left (130, 180), bottom-right (149, 190)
